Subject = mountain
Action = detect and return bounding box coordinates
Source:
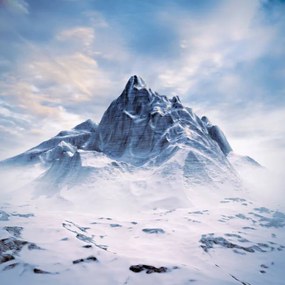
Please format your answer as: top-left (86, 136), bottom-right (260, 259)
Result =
top-left (0, 75), bottom-right (258, 189)
top-left (86, 75), bottom-right (232, 166)
top-left (2, 76), bottom-right (282, 285)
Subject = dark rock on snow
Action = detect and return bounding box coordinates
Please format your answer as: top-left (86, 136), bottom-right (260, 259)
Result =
top-left (129, 264), bottom-right (169, 274)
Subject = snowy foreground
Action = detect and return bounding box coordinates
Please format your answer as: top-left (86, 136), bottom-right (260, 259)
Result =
top-left (0, 76), bottom-right (284, 284)
top-left (0, 165), bottom-right (284, 285)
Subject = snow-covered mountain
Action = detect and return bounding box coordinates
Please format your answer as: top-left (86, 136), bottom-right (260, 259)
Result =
top-left (0, 75), bottom-right (258, 187)
top-left (0, 76), bottom-right (284, 285)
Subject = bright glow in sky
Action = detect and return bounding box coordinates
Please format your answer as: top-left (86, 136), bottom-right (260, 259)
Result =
top-left (0, 0), bottom-right (284, 171)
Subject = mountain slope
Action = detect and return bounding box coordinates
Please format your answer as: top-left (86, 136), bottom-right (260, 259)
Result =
top-left (0, 119), bottom-right (97, 167)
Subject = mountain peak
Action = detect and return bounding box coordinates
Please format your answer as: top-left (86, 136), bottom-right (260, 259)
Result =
top-left (125, 75), bottom-right (147, 95)
top-left (118, 75), bottom-right (152, 105)
top-left (73, 119), bottom-right (97, 132)
top-left (87, 74), bottom-right (235, 167)
top-left (127, 75), bottom-right (146, 89)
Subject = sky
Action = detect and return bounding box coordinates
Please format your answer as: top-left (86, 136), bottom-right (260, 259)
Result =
top-left (0, 0), bottom-right (285, 171)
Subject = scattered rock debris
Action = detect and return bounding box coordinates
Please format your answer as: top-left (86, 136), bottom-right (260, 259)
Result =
top-left (73, 256), bottom-right (98, 264)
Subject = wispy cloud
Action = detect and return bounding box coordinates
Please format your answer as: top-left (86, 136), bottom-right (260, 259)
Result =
top-left (155, 0), bottom-right (280, 98)
top-left (56, 27), bottom-right (95, 54)
top-left (1, 0), bottom-right (29, 14)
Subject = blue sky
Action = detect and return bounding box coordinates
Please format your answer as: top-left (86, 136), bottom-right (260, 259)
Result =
top-left (0, 0), bottom-right (285, 170)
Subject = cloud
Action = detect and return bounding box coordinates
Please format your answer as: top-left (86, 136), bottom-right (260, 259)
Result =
top-left (1, 0), bottom-right (29, 14)
top-left (28, 53), bottom-right (106, 100)
top-left (56, 27), bottom-right (95, 42)
top-left (155, 0), bottom-right (278, 97)
top-left (0, 53), bottom-right (111, 144)
top-left (0, 20), bottom-right (122, 114)
top-left (56, 27), bottom-right (95, 54)
top-left (0, 14), bottom-right (129, 159)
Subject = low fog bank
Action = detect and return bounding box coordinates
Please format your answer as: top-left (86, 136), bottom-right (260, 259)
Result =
top-left (0, 160), bottom-right (283, 215)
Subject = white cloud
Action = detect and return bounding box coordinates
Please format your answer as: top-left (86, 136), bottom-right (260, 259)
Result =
top-left (0, 49), bottom-right (117, 123)
top-left (0, 18), bottom-right (128, 158)
top-left (56, 27), bottom-right (95, 55)
top-left (3, 0), bottom-right (29, 14)
top-left (155, 0), bottom-right (276, 97)
top-left (28, 52), bottom-right (109, 100)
